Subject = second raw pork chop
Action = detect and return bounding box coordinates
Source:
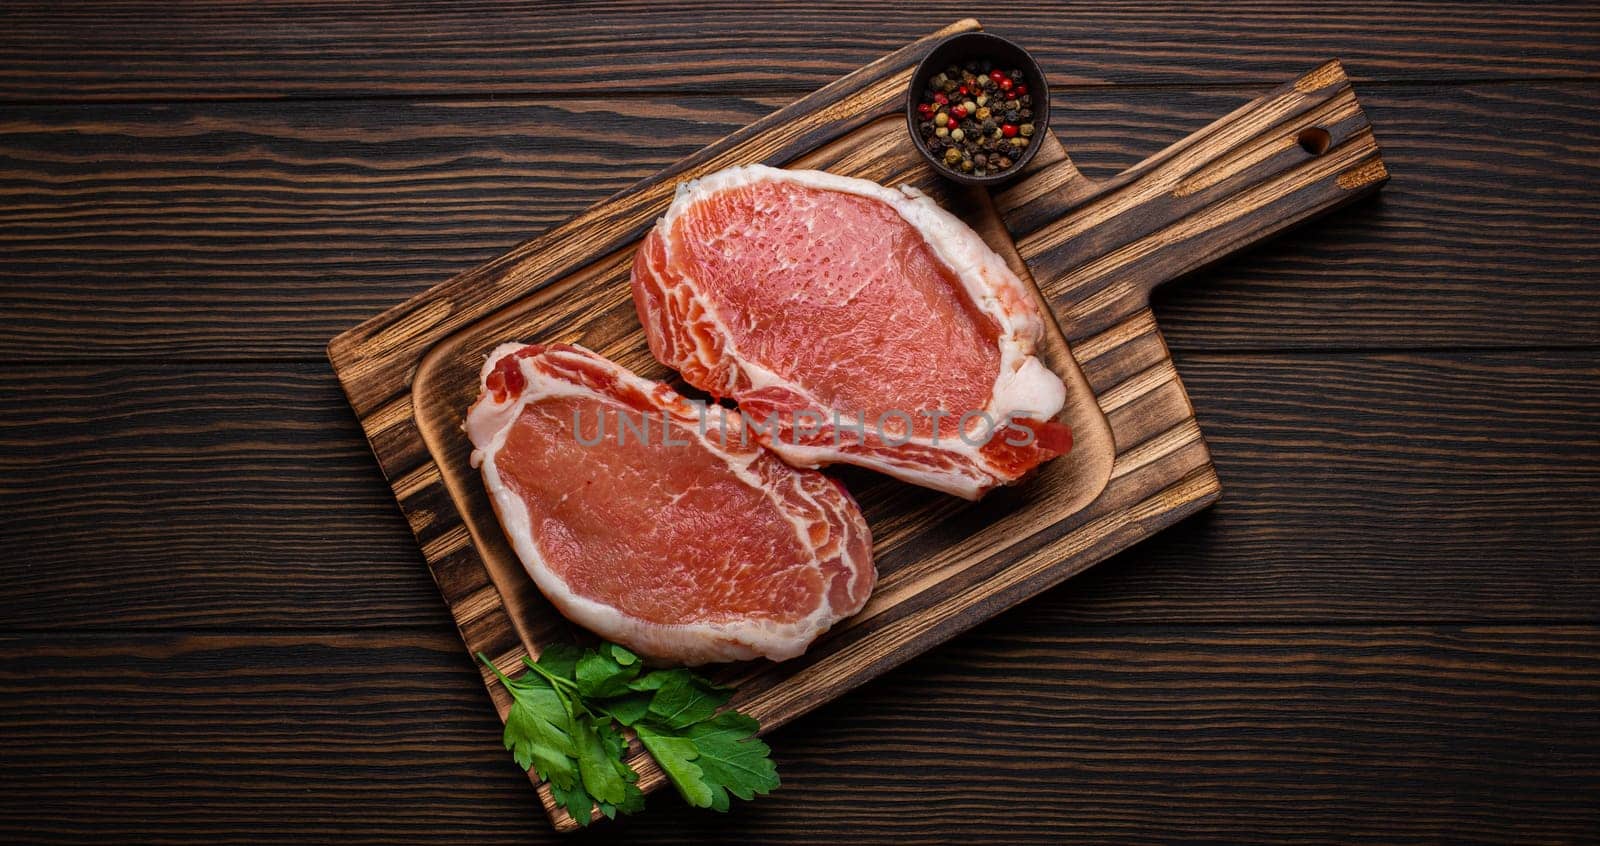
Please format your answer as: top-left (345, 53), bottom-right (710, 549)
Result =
top-left (466, 343), bottom-right (874, 665)
top-left (631, 165), bottom-right (1070, 500)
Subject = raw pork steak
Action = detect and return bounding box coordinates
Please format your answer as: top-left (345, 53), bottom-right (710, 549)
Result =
top-left (466, 342), bottom-right (874, 665)
top-left (631, 165), bottom-right (1071, 500)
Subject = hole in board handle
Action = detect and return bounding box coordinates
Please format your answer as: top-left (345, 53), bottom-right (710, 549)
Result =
top-left (1297, 126), bottom-right (1332, 155)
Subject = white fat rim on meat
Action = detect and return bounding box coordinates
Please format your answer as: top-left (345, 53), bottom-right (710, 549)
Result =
top-left (466, 341), bottom-right (852, 665)
top-left (654, 164), bottom-right (1067, 499)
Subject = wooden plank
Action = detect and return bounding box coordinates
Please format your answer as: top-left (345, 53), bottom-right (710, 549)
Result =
top-left (3, 627), bottom-right (1596, 843)
top-left (0, 362), bottom-right (442, 628)
top-left (0, 6), bottom-right (1591, 843)
top-left (1047, 348), bottom-right (1600, 624)
top-left (4, 352), bottom-right (1593, 631)
top-left (4, 84), bottom-right (1597, 361)
top-left (1003, 59), bottom-right (1388, 341)
top-left (2, 2), bottom-right (1598, 102)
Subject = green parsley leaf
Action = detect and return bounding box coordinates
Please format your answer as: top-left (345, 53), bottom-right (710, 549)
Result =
top-left (480, 655), bottom-right (580, 788)
top-left (503, 680), bottom-right (578, 782)
top-left (479, 642), bottom-right (776, 824)
top-left (626, 668), bottom-right (678, 691)
top-left (628, 667), bottom-right (729, 694)
top-left (633, 724), bottom-right (715, 808)
top-left (530, 643), bottom-right (582, 678)
top-left (644, 671), bottom-right (730, 729)
top-left (572, 717), bottom-right (634, 805)
top-left (594, 690), bottom-right (654, 727)
top-left (596, 782), bottom-right (646, 818)
top-left (633, 710), bottom-right (777, 811)
top-left (601, 642), bottom-right (639, 667)
top-left (575, 648), bottom-right (639, 699)
top-left (549, 779), bottom-right (594, 822)
top-left (685, 711), bottom-right (780, 809)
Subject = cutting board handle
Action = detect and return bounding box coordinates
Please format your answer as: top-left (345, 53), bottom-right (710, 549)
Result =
top-left (998, 59), bottom-right (1388, 339)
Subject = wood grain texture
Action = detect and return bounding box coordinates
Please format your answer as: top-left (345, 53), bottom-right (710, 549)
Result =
top-left (4, 353), bottom-right (1594, 631)
top-left (1002, 60), bottom-right (1386, 341)
top-left (328, 20), bottom-right (1265, 828)
top-left (2, 2), bottom-right (1598, 102)
top-left (4, 2), bottom-right (1599, 842)
top-left (5, 84), bottom-right (1597, 361)
top-left (319, 30), bottom-right (1411, 826)
top-left (3, 626), bottom-right (1596, 844)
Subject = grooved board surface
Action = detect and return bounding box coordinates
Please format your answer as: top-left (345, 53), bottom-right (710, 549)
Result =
top-left (329, 20), bottom-right (1385, 829)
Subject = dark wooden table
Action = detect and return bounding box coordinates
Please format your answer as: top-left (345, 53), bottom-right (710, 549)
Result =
top-left (3, 4), bottom-right (1598, 843)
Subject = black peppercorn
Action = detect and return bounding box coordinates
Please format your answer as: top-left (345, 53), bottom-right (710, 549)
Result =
top-left (916, 53), bottom-right (1037, 179)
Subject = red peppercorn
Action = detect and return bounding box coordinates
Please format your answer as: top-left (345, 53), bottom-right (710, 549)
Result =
top-left (917, 103), bottom-right (934, 118)
top-left (999, 78), bottom-right (1014, 92)
top-left (947, 117), bottom-right (959, 129)
top-left (934, 92), bottom-right (949, 105)
top-left (1001, 123), bottom-right (1018, 138)
top-left (958, 84), bottom-right (970, 95)
top-left (1014, 84), bottom-right (1029, 96)
top-left (989, 70), bottom-right (1006, 83)
top-left (950, 106), bottom-right (968, 120)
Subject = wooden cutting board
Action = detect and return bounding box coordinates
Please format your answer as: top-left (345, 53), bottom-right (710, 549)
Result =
top-left (328, 18), bottom-right (1386, 830)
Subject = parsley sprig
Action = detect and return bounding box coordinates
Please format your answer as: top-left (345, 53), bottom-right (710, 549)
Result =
top-left (478, 642), bottom-right (779, 824)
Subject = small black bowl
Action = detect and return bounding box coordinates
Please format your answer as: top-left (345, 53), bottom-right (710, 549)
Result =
top-left (906, 32), bottom-right (1051, 186)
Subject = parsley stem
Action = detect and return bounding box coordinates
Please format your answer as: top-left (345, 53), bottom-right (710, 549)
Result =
top-left (481, 651), bottom-right (604, 723)
top-left (521, 658), bottom-right (601, 722)
top-left (476, 650), bottom-right (579, 695)
top-left (520, 655), bottom-right (580, 693)
top-left (476, 651), bottom-right (518, 689)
